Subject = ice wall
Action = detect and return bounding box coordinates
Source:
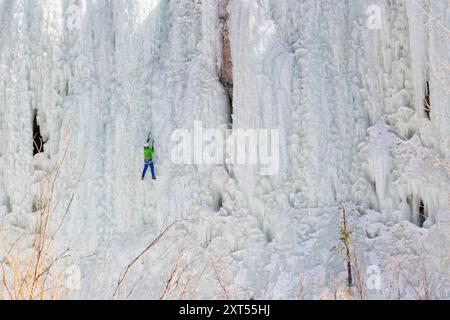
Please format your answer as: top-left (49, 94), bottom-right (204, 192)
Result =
top-left (0, 0), bottom-right (448, 299)
top-left (217, 0), bottom-right (449, 298)
top-left (0, 0), bottom-right (231, 298)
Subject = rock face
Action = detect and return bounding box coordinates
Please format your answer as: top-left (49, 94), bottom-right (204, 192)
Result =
top-left (219, 0), bottom-right (233, 102)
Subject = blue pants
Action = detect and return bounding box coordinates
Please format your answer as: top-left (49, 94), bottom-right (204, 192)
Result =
top-left (141, 160), bottom-right (155, 179)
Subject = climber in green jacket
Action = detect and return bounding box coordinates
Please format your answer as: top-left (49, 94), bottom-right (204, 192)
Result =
top-left (141, 141), bottom-right (156, 180)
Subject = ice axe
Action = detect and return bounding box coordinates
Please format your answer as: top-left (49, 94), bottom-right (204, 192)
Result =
top-left (147, 131), bottom-right (154, 147)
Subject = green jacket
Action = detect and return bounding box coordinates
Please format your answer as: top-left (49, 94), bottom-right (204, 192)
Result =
top-left (144, 146), bottom-right (154, 160)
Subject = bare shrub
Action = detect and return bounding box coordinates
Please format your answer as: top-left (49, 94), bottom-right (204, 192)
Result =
top-left (331, 204), bottom-right (353, 288)
top-left (0, 144), bottom-right (74, 300)
top-left (112, 220), bottom-right (179, 299)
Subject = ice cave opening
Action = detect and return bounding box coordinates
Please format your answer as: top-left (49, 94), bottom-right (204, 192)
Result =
top-left (32, 110), bottom-right (45, 156)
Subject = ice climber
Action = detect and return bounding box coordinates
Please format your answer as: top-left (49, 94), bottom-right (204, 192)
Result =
top-left (141, 141), bottom-right (156, 180)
